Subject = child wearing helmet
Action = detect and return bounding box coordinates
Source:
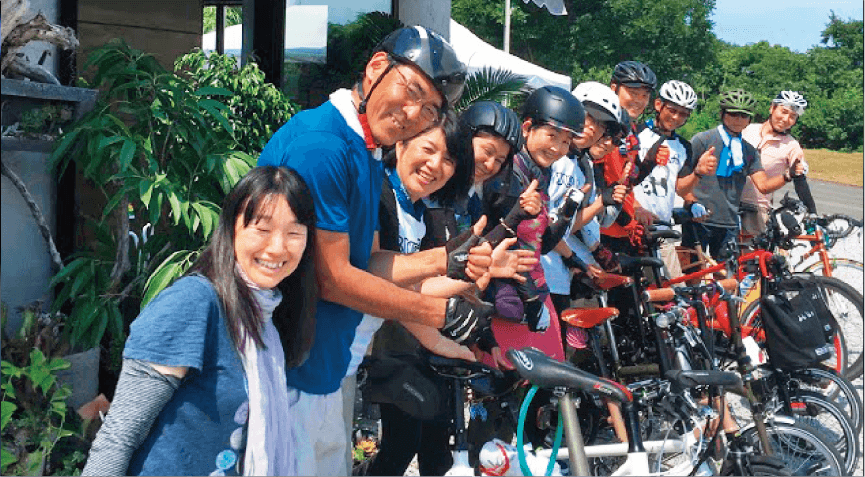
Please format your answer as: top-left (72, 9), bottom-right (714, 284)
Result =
top-left (257, 26), bottom-right (496, 475)
top-left (631, 80), bottom-right (718, 277)
top-left (740, 91), bottom-right (814, 235)
top-left (480, 85), bottom-right (587, 358)
top-left (542, 82), bottom-right (627, 333)
top-left (683, 89), bottom-right (805, 258)
top-left (594, 60), bottom-right (661, 259)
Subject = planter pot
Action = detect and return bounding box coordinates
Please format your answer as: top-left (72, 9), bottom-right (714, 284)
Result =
top-left (55, 347), bottom-right (100, 411)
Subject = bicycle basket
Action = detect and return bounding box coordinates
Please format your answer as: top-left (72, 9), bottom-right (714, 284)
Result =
top-left (760, 275), bottom-right (834, 370)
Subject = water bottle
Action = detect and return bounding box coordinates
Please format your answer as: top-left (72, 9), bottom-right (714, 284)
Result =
top-left (738, 273), bottom-right (756, 297)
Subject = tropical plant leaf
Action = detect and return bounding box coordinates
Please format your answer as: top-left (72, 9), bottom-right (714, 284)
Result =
top-left (456, 67), bottom-right (531, 112)
top-left (1, 401), bottom-right (16, 430)
top-left (141, 250), bottom-right (194, 308)
top-left (1, 446), bottom-right (16, 471)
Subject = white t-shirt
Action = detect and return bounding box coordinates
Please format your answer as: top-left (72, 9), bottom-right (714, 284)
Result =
top-left (346, 181), bottom-right (427, 377)
top-left (634, 126), bottom-right (693, 225)
top-left (541, 154), bottom-right (600, 296)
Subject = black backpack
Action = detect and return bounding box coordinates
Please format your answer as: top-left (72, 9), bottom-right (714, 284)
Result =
top-left (759, 275), bottom-right (835, 370)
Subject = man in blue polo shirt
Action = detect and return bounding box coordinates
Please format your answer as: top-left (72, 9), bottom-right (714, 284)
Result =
top-left (258, 26), bottom-right (494, 475)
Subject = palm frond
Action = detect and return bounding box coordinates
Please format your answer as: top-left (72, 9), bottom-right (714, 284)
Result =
top-left (456, 67), bottom-right (531, 112)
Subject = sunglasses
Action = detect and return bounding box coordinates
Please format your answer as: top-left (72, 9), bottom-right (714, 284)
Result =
top-left (726, 111), bottom-right (753, 119)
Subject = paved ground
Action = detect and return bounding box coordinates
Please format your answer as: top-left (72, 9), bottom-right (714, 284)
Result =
top-left (776, 179), bottom-right (864, 220)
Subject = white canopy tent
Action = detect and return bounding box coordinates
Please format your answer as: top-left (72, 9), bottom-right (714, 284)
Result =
top-left (450, 19), bottom-right (571, 91)
top-left (203, 15), bottom-right (571, 91)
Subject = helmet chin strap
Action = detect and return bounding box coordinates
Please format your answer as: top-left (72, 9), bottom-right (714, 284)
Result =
top-left (356, 61), bottom-right (396, 151)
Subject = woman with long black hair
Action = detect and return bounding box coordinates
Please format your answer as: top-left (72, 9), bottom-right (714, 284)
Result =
top-left (83, 166), bottom-right (317, 476)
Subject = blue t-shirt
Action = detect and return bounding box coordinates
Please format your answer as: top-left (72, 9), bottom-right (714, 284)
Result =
top-left (124, 275), bottom-right (248, 476)
top-left (258, 101), bottom-right (384, 394)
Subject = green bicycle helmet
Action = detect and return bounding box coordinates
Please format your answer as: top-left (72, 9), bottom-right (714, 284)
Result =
top-left (719, 89), bottom-right (757, 116)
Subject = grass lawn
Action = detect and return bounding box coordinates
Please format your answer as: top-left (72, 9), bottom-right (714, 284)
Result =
top-left (805, 148), bottom-right (864, 187)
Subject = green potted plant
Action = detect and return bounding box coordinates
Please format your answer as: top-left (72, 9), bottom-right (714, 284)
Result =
top-left (47, 40), bottom-right (299, 376)
top-left (1, 302), bottom-right (88, 476)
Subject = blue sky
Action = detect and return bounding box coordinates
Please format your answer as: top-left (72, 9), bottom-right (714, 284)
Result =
top-left (711, 0), bottom-right (863, 53)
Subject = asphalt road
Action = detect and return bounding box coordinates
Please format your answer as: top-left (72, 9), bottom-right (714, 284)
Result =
top-left (776, 179), bottom-right (864, 220)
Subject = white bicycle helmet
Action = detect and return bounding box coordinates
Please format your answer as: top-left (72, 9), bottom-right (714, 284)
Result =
top-left (658, 80), bottom-right (698, 110)
top-left (572, 81), bottom-right (621, 124)
top-left (772, 91), bottom-right (807, 116)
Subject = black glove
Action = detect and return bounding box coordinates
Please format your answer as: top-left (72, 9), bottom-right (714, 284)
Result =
top-left (483, 197), bottom-right (539, 247)
top-left (475, 326), bottom-right (499, 354)
top-left (445, 230), bottom-right (481, 281)
top-left (561, 253), bottom-right (588, 273)
top-left (601, 187), bottom-right (620, 206)
top-left (442, 296), bottom-right (494, 345)
top-left (524, 298), bottom-right (546, 332)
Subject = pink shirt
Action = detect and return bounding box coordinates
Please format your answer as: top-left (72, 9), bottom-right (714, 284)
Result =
top-left (741, 123), bottom-right (807, 209)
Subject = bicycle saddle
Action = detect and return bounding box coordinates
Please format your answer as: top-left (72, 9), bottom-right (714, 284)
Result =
top-left (506, 347), bottom-right (632, 403)
top-left (664, 369), bottom-right (742, 393)
top-left (572, 271), bottom-right (632, 294)
top-left (560, 307), bottom-right (619, 328)
top-left (618, 254), bottom-right (665, 271)
top-left (649, 229), bottom-right (682, 241)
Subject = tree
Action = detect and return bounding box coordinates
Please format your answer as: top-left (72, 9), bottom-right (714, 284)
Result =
top-left (820, 11), bottom-right (863, 68)
top-left (202, 6), bottom-right (242, 34)
top-left (452, 0), bottom-right (718, 86)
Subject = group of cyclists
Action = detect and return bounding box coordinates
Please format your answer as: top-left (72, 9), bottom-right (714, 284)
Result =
top-left (81, 24), bottom-right (825, 476)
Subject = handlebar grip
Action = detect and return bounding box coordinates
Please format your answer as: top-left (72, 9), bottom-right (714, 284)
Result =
top-left (717, 278), bottom-right (738, 293)
top-left (643, 288), bottom-right (676, 303)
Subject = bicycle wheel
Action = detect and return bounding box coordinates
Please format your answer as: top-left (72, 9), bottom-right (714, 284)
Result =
top-left (739, 419), bottom-right (845, 476)
top-left (771, 389), bottom-right (859, 475)
top-left (809, 276), bottom-right (863, 381)
top-left (741, 275), bottom-right (862, 377)
top-left (721, 455), bottom-right (793, 476)
top-left (801, 258), bottom-right (864, 304)
top-left (791, 366), bottom-right (863, 434)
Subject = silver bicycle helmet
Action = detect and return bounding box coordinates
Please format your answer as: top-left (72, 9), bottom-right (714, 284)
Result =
top-left (772, 91), bottom-right (807, 116)
top-left (372, 26), bottom-right (467, 110)
top-left (658, 80), bottom-right (698, 111)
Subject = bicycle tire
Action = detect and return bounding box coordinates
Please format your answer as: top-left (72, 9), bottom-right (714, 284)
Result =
top-left (770, 389), bottom-right (859, 475)
top-left (791, 366), bottom-right (863, 434)
top-left (845, 356), bottom-right (863, 382)
top-left (738, 419), bottom-right (845, 476)
top-left (741, 275), bottom-right (862, 376)
top-left (822, 214), bottom-right (862, 239)
top-left (721, 455), bottom-right (793, 476)
top-left (800, 258), bottom-right (864, 303)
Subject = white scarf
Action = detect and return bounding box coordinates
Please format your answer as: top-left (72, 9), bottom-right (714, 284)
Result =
top-left (236, 274), bottom-right (294, 476)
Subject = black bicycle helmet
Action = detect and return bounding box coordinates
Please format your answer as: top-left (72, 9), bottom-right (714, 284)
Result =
top-left (719, 89), bottom-right (757, 116)
top-left (376, 26), bottom-right (467, 109)
top-left (460, 101), bottom-right (524, 154)
top-left (522, 86), bottom-right (585, 135)
top-left (611, 61), bottom-right (657, 89)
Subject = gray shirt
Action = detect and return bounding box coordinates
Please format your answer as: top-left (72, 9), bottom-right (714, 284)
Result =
top-left (690, 127), bottom-right (763, 228)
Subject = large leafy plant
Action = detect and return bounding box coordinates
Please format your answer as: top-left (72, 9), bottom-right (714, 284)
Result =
top-left (1, 350), bottom-right (76, 475)
top-left (48, 40), bottom-right (292, 355)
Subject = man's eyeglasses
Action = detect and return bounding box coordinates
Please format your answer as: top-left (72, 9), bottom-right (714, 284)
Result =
top-left (394, 67), bottom-right (442, 124)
